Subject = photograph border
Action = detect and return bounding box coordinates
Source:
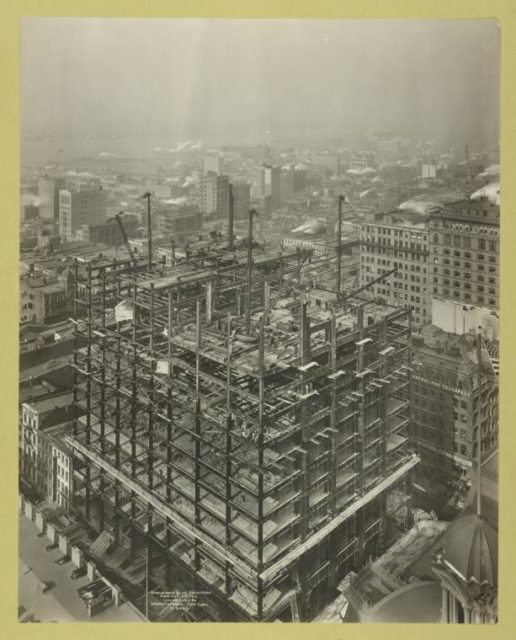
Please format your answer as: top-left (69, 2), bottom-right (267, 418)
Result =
top-left (2, 1), bottom-right (514, 639)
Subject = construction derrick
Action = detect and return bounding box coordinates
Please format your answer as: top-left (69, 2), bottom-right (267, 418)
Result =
top-left (67, 243), bottom-right (417, 622)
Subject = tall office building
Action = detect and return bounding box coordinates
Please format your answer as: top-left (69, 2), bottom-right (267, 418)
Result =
top-left (251, 165), bottom-right (265, 199)
top-left (230, 182), bottom-right (251, 221)
top-left (429, 199), bottom-right (500, 311)
top-left (265, 165), bottom-right (281, 208)
top-left (422, 164), bottom-right (437, 179)
top-left (411, 327), bottom-right (498, 513)
top-left (38, 175), bottom-right (66, 220)
top-left (201, 172), bottom-right (217, 215)
top-left (360, 212), bottom-right (430, 327)
top-left (312, 152), bottom-right (340, 174)
top-left (201, 172), bottom-right (230, 220)
top-left (157, 204), bottom-right (203, 242)
top-left (293, 167), bottom-right (307, 194)
top-left (280, 166), bottom-right (295, 201)
top-left (204, 155), bottom-right (225, 175)
top-left (251, 165), bottom-right (281, 208)
top-left (58, 183), bottom-right (107, 242)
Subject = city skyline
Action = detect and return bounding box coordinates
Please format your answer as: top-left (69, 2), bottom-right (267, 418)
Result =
top-left (21, 19), bottom-right (499, 149)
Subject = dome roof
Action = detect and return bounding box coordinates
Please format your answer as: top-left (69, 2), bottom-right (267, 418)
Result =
top-left (442, 513), bottom-right (497, 585)
top-left (367, 582), bottom-right (441, 623)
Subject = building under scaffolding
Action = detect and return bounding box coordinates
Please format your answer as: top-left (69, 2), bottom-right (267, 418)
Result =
top-left (67, 243), bottom-right (418, 622)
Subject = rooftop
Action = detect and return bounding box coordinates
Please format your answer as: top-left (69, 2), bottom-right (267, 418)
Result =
top-left (413, 325), bottom-right (496, 380)
top-left (430, 198), bottom-right (499, 224)
top-left (19, 355), bottom-right (72, 383)
top-left (42, 421), bottom-right (74, 455)
top-left (23, 391), bottom-right (73, 414)
top-left (19, 383), bottom-right (57, 404)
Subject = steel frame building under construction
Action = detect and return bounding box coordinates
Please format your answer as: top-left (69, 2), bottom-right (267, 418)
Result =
top-left (67, 244), bottom-right (419, 622)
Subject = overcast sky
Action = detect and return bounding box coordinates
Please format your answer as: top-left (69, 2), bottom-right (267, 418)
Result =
top-left (21, 19), bottom-right (500, 147)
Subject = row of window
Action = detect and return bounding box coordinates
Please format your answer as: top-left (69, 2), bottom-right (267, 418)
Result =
top-left (435, 264), bottom-right (497, 277)
top-left (432, 287), bottom-right (497, 306)
top-left (22, 413), bottom-right (37, 428)
top-left (437, 234), bottom-right (497, 251)
top-left (57, 465), bottom-right (69, 481)
top-left (56, 478), bottom-right (69, 495)
top-left (54, 449), bottom-right (69, 463)
top-left (362, 256), bottom-right (427, 274)
top-left (438, 254), bottom-right (497, 265)
top-left (362, 244), bottom-right (427, 258)
top-left (439, 270), bottom-right (496, 284)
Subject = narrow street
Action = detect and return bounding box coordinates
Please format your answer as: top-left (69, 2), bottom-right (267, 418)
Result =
top-left (19, 514), bottom-right (144, 622)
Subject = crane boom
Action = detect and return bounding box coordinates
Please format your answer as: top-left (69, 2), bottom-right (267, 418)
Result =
top-left (341, 267), bottom-right (398, 302)
top-left (312, 267), bottom-right (398, 301)
top-left (115, 213), bottom-right (136, 264)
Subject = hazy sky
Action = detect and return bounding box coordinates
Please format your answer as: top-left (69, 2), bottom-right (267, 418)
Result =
top-left (21, 19), bottom-right (500, 147)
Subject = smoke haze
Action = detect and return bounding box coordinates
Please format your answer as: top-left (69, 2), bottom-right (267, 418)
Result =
top-left (21, 19), bottom-right (500, 149)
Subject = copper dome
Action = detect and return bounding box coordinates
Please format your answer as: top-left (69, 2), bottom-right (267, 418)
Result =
top-left (442, 513), bottom-right (497, 586)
